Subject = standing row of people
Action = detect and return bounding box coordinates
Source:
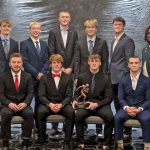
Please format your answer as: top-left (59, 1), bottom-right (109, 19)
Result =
top-left (0, 9), bottom-right (150, 150)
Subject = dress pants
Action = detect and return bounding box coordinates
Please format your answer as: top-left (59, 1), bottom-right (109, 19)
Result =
top-left (75, 105), bottom-right (114, 145)
top-left (37, 104), bottom-right (75, 142)
top-left (1, 106), bottom-right (34, 139)
top-left (115, 108), bottom-right (150, 142)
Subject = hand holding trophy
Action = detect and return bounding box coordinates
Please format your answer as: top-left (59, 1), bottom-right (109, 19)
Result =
top-left (75, 84), bottom-right (89, 109)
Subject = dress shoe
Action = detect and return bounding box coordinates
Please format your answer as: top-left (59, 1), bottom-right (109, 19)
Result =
top-left (123, 134), bottom-right (131, 141)
top-left (102, 145), bottom-right (110, 150)
top-left (78, 144), bottom-right (85, 150)
top-left (115, 143), bottom-right (124, 150)
top-left (3, 147), bottom-right (9, 150)
top-left (21, 139), bottom-right (29, 150)
top-left (63, 142), bottom-right (70, 150)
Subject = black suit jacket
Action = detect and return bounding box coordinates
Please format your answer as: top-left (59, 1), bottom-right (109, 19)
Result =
top-left (75, 70), bottom-right (113, 108)
top-left (0, 70), bottom-right (34, 106)
top-left (38, 72), bottom-right (73, 107)
top-left (48, 26), bottom-right (78, 69)
top-left (74, 36), bottom-right (109, 78)
top-left (0, 37), bottom-right (18, 73)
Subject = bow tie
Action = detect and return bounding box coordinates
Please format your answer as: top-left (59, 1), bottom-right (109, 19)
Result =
top-left (52, 73), bottom-right (60, 78)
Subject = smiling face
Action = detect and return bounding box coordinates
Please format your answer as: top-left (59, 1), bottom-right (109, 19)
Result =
top-left (0, 22), bottom-right (12, 37)
top-left (9, 57), bottom-right (23, 73)
top-left (50, 61), bottom-right (62, 73)
top-left (113, 21), bottom-right (124, 35)
top-left (29, 22), bottom-right (41, 39)
top-left (85, 25), bottom-right (97, 38)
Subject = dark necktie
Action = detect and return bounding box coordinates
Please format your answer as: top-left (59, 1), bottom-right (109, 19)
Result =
top-left (88, 40), bottom-right (94, 54)
top-left (91, 75), bottom-right (95, 93)
top-left (35, 41), bottom-right (40, 54)
top-left (52, 73), bottom-right (60, 78)
top-left (15, 74), bottom-right (19, 91)
top-left (3, 39), bottom-right (9, 57)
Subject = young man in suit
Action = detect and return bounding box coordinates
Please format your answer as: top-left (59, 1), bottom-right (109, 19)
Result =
top-left (115, 56), bottom-right (150, 150)
top-left (37, 54), bottom-right (75, 150)
top-left (0, 53), bottom-right (34, 150)
top-left (74, 18), bottom-right (109, 78)
top-left (109, 16), bottom-right (135, 138)
top-left (20, 21), bottom-right (49, 134)
top-left (0, 19), bottom-right (18, 73)
top-left (48, 9), bottom-right (78, 135)
top-left (72, 54), bottom-right (114, 150)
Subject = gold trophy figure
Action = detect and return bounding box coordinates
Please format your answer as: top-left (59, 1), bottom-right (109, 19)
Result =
top-left (76, 84), bottom-right (89, 109)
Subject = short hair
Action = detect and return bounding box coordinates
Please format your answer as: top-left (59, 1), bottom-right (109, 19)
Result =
top-left (144, 26), bottom-right (150, 41)
top-left (29, 21), bottom-right (41, 29)
top-left (9, 53), bottom-right (23, 62)
top-left (112, 16), bottom-right (126, 26)
top-left (58, 9), bottom-right (71, 17)
top-left (84, 18), bottom-right (98, 28)
top-left (0, 19), bottom-right (12, 27)
top-left (49, 54), bottom-right (64, 63)
top-left (88, 54), bottom-right (101, 61)
top-left (128, 56), bottom-right (141, 63)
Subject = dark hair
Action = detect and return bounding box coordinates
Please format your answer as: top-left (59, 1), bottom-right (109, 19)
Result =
top-left (112, 16), bottom-right (126, 26)
top-left (144, 26), bottom-right (150, 41)
top-left (128, 56), bottom-right (141, 63)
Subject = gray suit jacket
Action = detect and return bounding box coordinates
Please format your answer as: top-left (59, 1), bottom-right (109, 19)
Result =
top-left (48, 26), bottom-right (78, 69)
top-left (74, 36), bottom-right (109, 78)
top-left (109, 33), bottom-right (135, 84)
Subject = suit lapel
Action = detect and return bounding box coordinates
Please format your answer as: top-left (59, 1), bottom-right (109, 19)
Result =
top-left (29, 38), bottom-right (39, 57)
top-left (48, 73), bottom-right (58, 92)
top-left (56, 27), bottom-right (65, 49)
top-left (0, 37), bottom-right (7, 60)
top-left (66, 28), bottom-right (71, 48)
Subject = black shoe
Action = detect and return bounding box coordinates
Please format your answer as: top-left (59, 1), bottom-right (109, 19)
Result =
top-left (3, 139), bottom-right (9, 149)
top-left (21, 139), bottom-right (29, 150)
top-left (63, 142), bottom-right (70, 150)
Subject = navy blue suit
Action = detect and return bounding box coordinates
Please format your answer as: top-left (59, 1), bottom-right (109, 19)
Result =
top-left (115, 73), bottom-right (150, 142)
top-left (0, 37), bottom-right (18, 73)
top-left (20, 38), bottom-right (49, 125)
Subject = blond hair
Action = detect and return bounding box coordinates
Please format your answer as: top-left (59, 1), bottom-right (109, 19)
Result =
top-left (49, 54), bottom-right (64, 63)
top-left (84, 19), bottom-right (98, 28)
top-left (29, 21), bottom-right (41, 29)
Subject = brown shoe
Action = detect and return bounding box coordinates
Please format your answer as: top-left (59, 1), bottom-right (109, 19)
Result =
top-left (102, 145), bottom-right (110, 150)
top-left (115, 143), bottom-right (124, 150)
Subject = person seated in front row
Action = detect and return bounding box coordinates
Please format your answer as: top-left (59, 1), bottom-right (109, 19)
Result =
top-left (0, 53), bottom-right (34, 150)
top-left (72, 54), bottom-right (114, 150)
top-left (115, 56), bottom-right (150, 150)
top-left (37, 54), bottom-right (75, 150)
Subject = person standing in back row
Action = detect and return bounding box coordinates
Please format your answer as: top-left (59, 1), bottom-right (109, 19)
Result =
top-left (48, 9), bottom-right (78, 135)
top-left (109, 16), bottom-right (135, 139)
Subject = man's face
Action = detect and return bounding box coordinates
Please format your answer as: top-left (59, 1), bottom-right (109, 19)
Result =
top-left (50, 61), bottom-right (62, 73)
top-left (9, 57), bottom-right (23, 73)
top-left (147, 33), bottom-right (150, 43)
top-left (88, 58), bottom-right (101, 71)
top-left (0, 22), bottom-right (11, 36)
top-left (29, 24), bottom-right (41, 39)
top-left (128, 58), bottom-right (141, 73)
top-left (85, 25), bottom-right (97, 37)
top-left (58, 12), bottom-right (71, 27)
top-left (113, 21), bottom-right (124, 34)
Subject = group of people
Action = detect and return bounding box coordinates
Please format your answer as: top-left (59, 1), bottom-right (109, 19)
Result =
top-left (0, 9), bottom-right (150, 150)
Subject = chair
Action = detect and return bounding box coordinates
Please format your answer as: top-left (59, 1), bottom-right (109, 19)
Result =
top-left (46, 115), bottom-right (66, 123)
top-left (85, 116), bottom-right (104, 125)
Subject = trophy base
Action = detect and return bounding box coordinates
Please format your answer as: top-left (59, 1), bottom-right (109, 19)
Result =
top-left (76, 102), bottom-right (86, 109)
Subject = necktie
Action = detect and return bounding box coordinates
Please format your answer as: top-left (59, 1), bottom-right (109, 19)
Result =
top-left (52, 73), bottom-right (60, 78)
top-left (35, 41), bottom-right (40, 54)
top-left (15, 74), bottom-right (19, 91)
top-left (3, 39), bottom-right (9, 57)
top-left (88, 40), bottom-right (94, 54)
top-left (91, 75), bottom-right (95, 93)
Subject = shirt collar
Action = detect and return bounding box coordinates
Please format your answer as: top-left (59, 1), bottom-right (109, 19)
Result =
top-left (130, 71), bottom-right (141, 81)
top-left (11, 70), bottom-right (21, 77)
top-left (87, 36), bottom-right (96, 43)
top-left (1, 35), bottom-right (10, 41)
top-left (51, 70), bottom-right (62, 75)
top-left (60, 25), bottom-right (69, 31)
top-left (115, 32), bottom-right (124, 41)
top-left (31, 37), bottom-right (39, 43)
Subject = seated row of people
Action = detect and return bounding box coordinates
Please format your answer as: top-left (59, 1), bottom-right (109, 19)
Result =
top-left (0, 53), bottom-right (150, 150)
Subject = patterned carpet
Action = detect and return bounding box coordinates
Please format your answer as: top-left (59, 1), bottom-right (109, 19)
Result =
top-left (0, 124), bottom-right (144, 150)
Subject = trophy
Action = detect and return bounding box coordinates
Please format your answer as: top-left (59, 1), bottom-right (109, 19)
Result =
top-left (75, 84), bottom-right (89, 109)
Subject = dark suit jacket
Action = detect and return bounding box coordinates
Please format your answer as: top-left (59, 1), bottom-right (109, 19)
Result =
top-left (74, 70), bottom-right (113, 108)
top-left (74, 36), bottom-right (109, 78)
top-left (0, 37), bottom-right (18, 73)
top-left (20, 38), bottom-right (49, 78)
top-left (0, 70), bottom-right (34, 107)
top-left (48, 26), bottom-right (78, 69)
top-left (118, 73), bottom-right (150, 110)
top-left (38, 72), bottom-right (73, 107)
top-left (109, 33), bottom-right (135, 84)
